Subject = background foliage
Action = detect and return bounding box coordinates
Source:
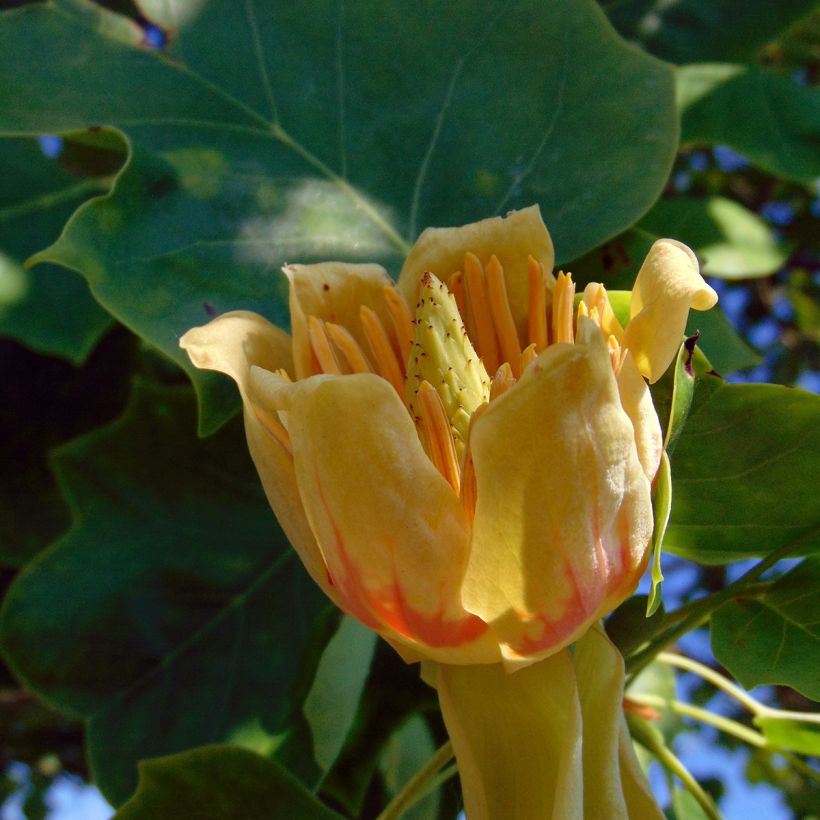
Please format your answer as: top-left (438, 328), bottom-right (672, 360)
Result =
top-left (0, 1), bottom-right (818, 818)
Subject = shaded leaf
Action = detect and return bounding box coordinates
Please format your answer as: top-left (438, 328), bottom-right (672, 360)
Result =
top-left (683, 305), bottom-right (758, 376)
top-left (639, 196), bottom-right (790, 280)
top-left (647, 451), bottom-right (672, 617)
top-left (664, 378), bottom-right (820, 564)
top-left (601, 0), bottom-right (816, 64)
top-left (712, 559), bottom-right (820, 700)
top-left (0, 381), bottom-right (326, 804)
top-left (303, 616), bottom-right (376, 773)
top-left (678, 64), bottom-right (820, 183)
top-left (0, 0), bottom-right (677, 432)
top-left (0, 137), bottom-right (112, 363)
top-left (115, 745), bottom-right (342, 820)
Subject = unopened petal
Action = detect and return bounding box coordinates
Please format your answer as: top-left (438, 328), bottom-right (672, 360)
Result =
top-left (397, 206), bottom-right (555, 337)
top-left (462, 318), bottom-right (652, 662)
top-left (256, 370), bottom-right (498, 664)
top-left (436, 651), bottom-right (582, 820)
top-left (180, 312), bottom-right (333, 601)
top-left (622, 240), bottom-right (718, 383)
top-left (285, 262), bottom-right (396, 379)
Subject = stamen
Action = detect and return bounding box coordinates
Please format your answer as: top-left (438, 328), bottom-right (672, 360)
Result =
top-left (274, 368), bottom-right (292, 382)
top-left (325, 322), bottom-right (373, 373)
top-left (417, 380), bottom-right (461, 493)
top-left (459, 402), bottom-right (487, 521)
top-left (490, 362), bottom-right (516, 402)
top-left (552, 271), bottom-right (576, 345)
top-left (485, 255), bottom-right (522, 377)
top-left (308, 316), bottom-right (342, 374)
top-left (382, 286), bottom-right (414, 369)
top-left (464, 252), bottom-right (500, 374)
top-left (360, 305), bottom-right (404, 394)
top-left (608, 335), bottom-right (623, 374)
top-left (527, 256), bottom-right (548, 354)
top-left (521, 342), bottom-right (538, 371)
top-left (448, 271), bottom-right (467, 323)
top-left (577, 300), bottom-right (589, 320)
top-left (252, 404), bottom-right (292, 455)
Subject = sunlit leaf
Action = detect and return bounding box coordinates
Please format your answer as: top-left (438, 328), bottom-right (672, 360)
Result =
top-left (664, 378), bottom-right (820, 564)
top-left (0, 0), bottom-right (677, 431)
top-left (647, 451), bottom-right (671, 617)
top-left (712, 559), bottom-right (820, 700)
top-left (0, 381), bottom-right (326, 804)
top-left (754, 716), bottom-right (820, 757)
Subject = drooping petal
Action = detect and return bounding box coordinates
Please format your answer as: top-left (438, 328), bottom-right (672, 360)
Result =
top-left (621, 240), bottom-right (718, 383)
top-left (575, 627), bottom-right (664, 819)
top-left (285, 262), bottom-right (398, 379)
top-left (617, 349), bottom-right (663, 483)
top-left (251, 368), bottom-right (499, 665)
top-left (179, 312), bottom-right (335, 600)
top-left (435, 650), bottom-right (583, 820)
top-left (397, 206), bottom-right (555, 338)
top-left (462, 318), bottom-right (653, 665)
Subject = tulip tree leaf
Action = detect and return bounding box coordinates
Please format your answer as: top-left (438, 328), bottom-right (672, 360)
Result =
top-left (678, 64), bottom-right (820, 183)
top-left (664, 377), bottom-right (820, 564)
top-left (601, 0), bottom-right (816, 64)
top-left (0, 381), bottom-right (327, 805)
top-left (0, 0), bottom-right (677, 432)
top-left (683, 305), bottom-right (758, 377)
top-left (711, 559), bottom-right (820, 700)
top-left (639, 196), bottom-right (790, 280)
top-left (115, 745), bottom-right (343, 820)
top-left (753, 716), bottom-right (820, 757)
top-left (303, 616), bottom-right (377, 773)
top-left (0, 137), bottom-right (113, 364)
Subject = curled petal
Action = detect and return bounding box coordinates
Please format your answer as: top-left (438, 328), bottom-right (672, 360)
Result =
top-left (622, 240), bottom-right (718, 383)
top-left (251, 369), bottom-right (499, 665)
top-left (462, 318), bottom-right (652, 664)
top-left (617, 350), bottom-right (663, 483)
top-left (397, 206), bottom-right (555, 337)
top-left (180, 313), bottom-right (334, 600)
top-left (285, 262), bottom-right (396, 379)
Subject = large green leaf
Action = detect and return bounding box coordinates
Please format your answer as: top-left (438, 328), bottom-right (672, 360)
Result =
top-left (0, 0), bottom-right (677, 432)
top-left (711, 559), bottom-right (820, 700)
top-left (0, 137), bottom-right (112, 363)
top-left (115, 745), bottom-right (342, 820)
top-left (664, 377), bottom-right (820, 564)
top-left (678, 64), bottom-right (820, 183)
top-left (0, 381), bottom-right (326, 804)
top-left (601, 0), bottom-right (816, 64)
top-left (639, 196), bottom-right (790, 280)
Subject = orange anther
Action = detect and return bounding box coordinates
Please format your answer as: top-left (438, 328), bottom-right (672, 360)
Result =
top-left (325, 322), bottom-right (373, 374)
top-left (485, 255), bottom-right (521, 377)
top-left (527, 256), bottom-right (548, 354)
top-left (418, 381), bottom-right (461, 493)
top-left (360, 305), bottom-right (404, 395)
top-left (464, 253), bottom-right (500, 374)
top-left (308, 316), bottom-right (342, 374)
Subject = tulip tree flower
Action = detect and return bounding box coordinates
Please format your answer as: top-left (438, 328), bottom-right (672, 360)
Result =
top-left (181, 206), bottom-right (717, 819)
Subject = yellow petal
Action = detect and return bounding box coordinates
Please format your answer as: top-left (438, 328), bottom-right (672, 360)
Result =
top-left (251, 368), bottom-right (499, 665)
top-left (462, 318), bottom-right (652, 663)
top-left (397, 205), bottom-right (555, 338)
top-left (622, 239), bottom-right (718, 383)
top-left (617, 349), bottom-right (663, 482)
top-left (575, 627), bottom-right (664, 819)
top-left (179, 312), bottom-right (334, 601)
top-left (285, 262), bottom-right (396, 379)
top-left (436, 650), bottom-right (583, 820)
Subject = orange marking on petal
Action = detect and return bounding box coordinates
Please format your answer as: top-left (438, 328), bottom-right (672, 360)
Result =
top-left (308, 315), bottom-right (342, 374)
top-left (485, 255), bottom-right (521, 377)
top-left (360, 305), bottom-right (405, 395)
top-left (464, 252), bottom-right (500, 373)
top-left (527, 256), bottom-right (548, 353)
top-left (418, 380), bottom-right (461, 493)
top-left (382, 286), bottom-right (414, 370)
top-left (252, 404), bottom-right (292, 455)
top-left (325, 322), bottom-right (374, 374)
